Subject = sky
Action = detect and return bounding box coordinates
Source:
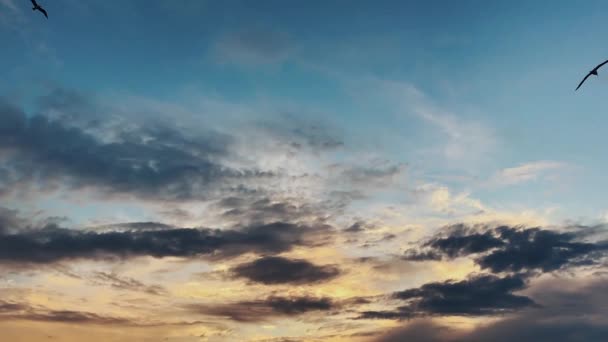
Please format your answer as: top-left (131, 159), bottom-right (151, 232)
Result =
top-left (2, 0), bottom-right (608, 341)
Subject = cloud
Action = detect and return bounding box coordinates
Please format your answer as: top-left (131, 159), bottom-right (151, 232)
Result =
top-left (213, 28), bottom-right (294, 66)
top-left (360, 274), bottom-right (535, 319)
top-left (488, 161), bottom-right (567, 187)
top-left (216, 196), bottom-right (324, 225)
top-left (0, 0), bottom-right (17, 12)
top-left (231, 256), bottom-right (340, 285)
top-left (0, 211), bottom-right (333, 263)
top-left (0, 301), bottom-right (132, 325)
top-left (379, 79), bottom-right (495, 164)
top-left (409, 183), bottom-right (486, 217)
top-left (189, 296), bottom-right (335, 322)
top-left (330, 161), bottom-right (406, 189)
top-left (92, 272), bottom-right (167, 296)
top-left (417, 108), bottom-right (494, 163)
top-left (403, 224), bottom-right (607, 273)
top-left (372, 277), bottom-right (608, 342)
top-left (0, 100), bottom-right (274, 201)
top-left (422, 230), bottom-right (504, 258)
top-left (344, 221), bottom-right (372, 233)
top-left (401, 250), bottom-right (442, 261)
top-left (94, 222), bottom-right (176, 231)
top-left (0, 0), bottom-right (23, 27)
top-left (373, 320), bottom-right (454, 342)
top-left (255, 113), bottom-right (344, 153)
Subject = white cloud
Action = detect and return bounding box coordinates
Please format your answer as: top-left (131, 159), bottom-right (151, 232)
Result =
top-left (212, 28), bottom-right (294, 66)
top-left (0, 0), bottom-right (17, 12)
top-left (0, 0), bottom-right (23, 27)
top-left (368, 78), bottom-right (497, 167)
top-left (489, 161), bottom-right (567, 187)
top-left (414, 183), bottom-right (485, 216)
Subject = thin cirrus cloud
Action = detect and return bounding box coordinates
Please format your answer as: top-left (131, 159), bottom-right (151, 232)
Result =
top-left (375, 78), bottom-right (496, 165)
top-left (212, 28), bottom-right (294, 66)
top-left (91, 271), bottom-right (167, 296)
top-left (0, 0), bottom-right (17, 12)
top-left (0, 301), bottom-right (132, 325)
top-left (487, 161), bottom-right (569, 187)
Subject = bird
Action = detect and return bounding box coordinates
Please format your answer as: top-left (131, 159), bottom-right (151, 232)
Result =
top-left (31, 0), bottom-right (48, 19)
top-left (576, 59), bottom-right (608, 91)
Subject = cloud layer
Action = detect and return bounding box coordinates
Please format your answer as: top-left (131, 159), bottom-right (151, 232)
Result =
top-left (403, 224), bottom-right (607, 273)
top-left (231, 256), bottom-right (341, 285)
top-left (361, 274), bottom-right (535, 319)
top-left (0, 216), bottom-right (332, 263)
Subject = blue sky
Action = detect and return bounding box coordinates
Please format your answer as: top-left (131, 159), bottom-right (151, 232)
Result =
top-left (6, 0), bottom-right (607, 218)
top-left (2, 1), bottom-right (608, 341)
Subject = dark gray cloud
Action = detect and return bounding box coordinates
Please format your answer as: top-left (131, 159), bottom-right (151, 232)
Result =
top-left (424, 231), bottom-right (504, 258)
top-left (0, 100), bottom-right (273, 201)
top-left (213, 191), bottom-right (355, 228)
top-left (217, 196), bottom-right (322, 224)
top-left (373, 320), bottom-right (453, 342)
top-left (372, 277), bottom-right (608, 342)
top-left (92, 272), bottom-right (167, 296)
top-left (338, 162), bottom-right (405, 187)
top-left (402, 250), bottom-right (442, 261)
top-left (0, 207), bottom-right (23, 234)
top-left (0, 215), bottom-right (332, 263)
top-left (15, 310), bottom-right (131, 325)
top-left (256, 113), bottom-right (344, 154)
top-left (0, 300), bottom-right (131, 325)
top-left (189, 296), bottom-right (335, 322)
top-left (231, 256), bottom-right (340, 285)
top-left (403, 224), bottom-right (608, 273)
top-left (95, 222), bottom-right (176, 232)
top-left (344, 221), bottom-right (375, 234)
top-left (360, 274), bottom-right (535, 319)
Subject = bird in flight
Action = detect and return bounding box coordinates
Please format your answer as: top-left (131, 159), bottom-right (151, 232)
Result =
top-left (576, 59), bottom-right (608, 91)
top-left (31, 0), bottom-right (48, 19)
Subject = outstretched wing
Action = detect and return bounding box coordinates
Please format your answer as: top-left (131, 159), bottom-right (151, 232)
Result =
top-left (576, 72), bottom-right (591, 91)
top-left (595, 59), bottom-right (608, 71)
top-left (31, 0), bottom-right (38, 7)
top-left (40, 7), bottom-right (48, 18)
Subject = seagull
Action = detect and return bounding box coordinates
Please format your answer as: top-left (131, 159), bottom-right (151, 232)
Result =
top-left (31, 0), bottom-right (48, 19)
top-left (576, 59), bottom-right (608, 91)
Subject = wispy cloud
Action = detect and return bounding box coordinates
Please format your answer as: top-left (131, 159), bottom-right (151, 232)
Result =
top-left (212, 28), bottom-right (295, 66)
top-left (488, 161), bottom-right (568, 187)
top-left (0, 0), bottom-right (18, 12)
top-left (188, 296), bottom-right (335, 322)
top-left (374, 79), bottom-right (497, 167)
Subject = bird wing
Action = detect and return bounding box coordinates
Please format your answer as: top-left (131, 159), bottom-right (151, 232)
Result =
top-left (40, 7), bottom-right (48, 18)
top-left (576, 72), bottom-right (592, 91)
top-left (595, 59), bottom-right (608, 71)
top-left (31, 0), bottom-right (38, 7)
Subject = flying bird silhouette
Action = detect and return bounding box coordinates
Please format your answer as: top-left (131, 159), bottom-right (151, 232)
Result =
top-left (31, 0), bottom-right (48, 19)
top-left (576, 59), bottom-right (608, 91)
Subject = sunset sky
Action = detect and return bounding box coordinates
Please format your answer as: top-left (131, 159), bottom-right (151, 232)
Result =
top-left (2, 1), bottom-right (608, 341)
